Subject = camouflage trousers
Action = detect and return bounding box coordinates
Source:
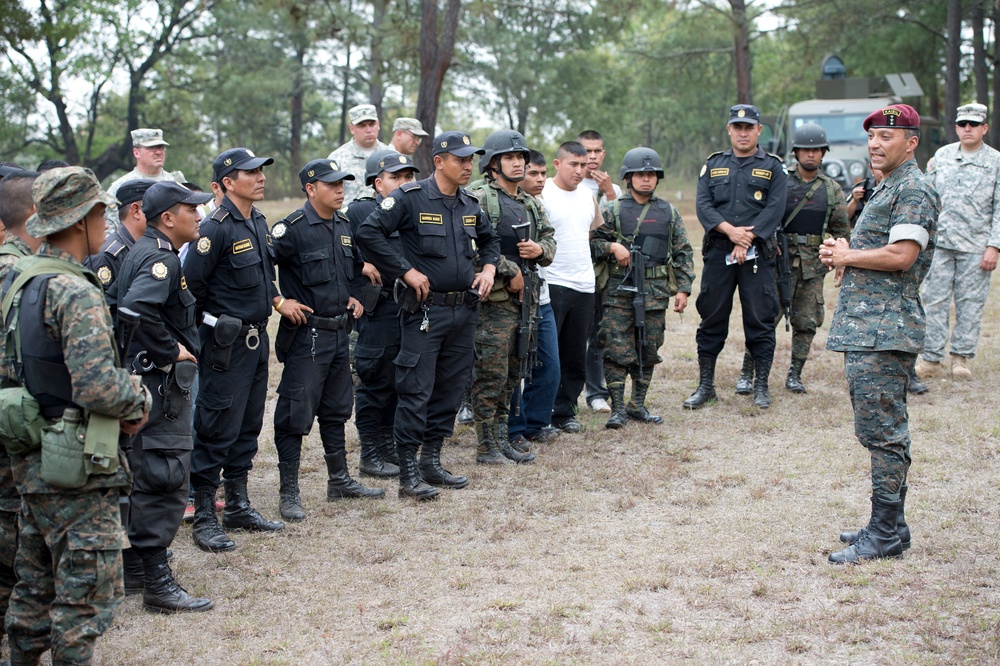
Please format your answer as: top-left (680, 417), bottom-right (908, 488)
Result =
top-left (597, 302), bottom-right (666, 372)
top-left (6, 487), bottom-right (125, 665)
top-left (472, 298), bottom-right (520, 424)
top-left (920, 247), bottom-right (993, 362)
top-left (844, 351), bottom-right (914, 499)
top-left (777, 262), bottom-right (826, 360)
top-left (0, 450), bottom-right (19, 644)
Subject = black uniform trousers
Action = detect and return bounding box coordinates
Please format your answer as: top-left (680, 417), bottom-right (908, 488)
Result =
top-left (354, 300), bottom-right (400, 441)
top-left (190, 326), bottom-right (269, 489)
top-left (273, 325), bottom-right (353, 463)
top-left (549, 284), bottom-right (595, 423)
top-left (393, 302), bottom-right (477, 452)
top-left (695, 244), bottom-right (779, 362)
top-left (126, 369), bottom-right (191, 550)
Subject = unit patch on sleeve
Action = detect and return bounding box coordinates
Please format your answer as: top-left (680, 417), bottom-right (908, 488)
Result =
top-left (151, 262), bottom-right (169, 280)
top-left (196, 237), bottom-right (212, 255)
top-left (97, 266), bottom-right (112, 285)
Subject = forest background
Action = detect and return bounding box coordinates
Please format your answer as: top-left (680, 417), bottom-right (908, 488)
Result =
top-left (0, 0), bottom-right (992, 195)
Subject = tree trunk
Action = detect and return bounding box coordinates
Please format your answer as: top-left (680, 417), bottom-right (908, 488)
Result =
top-left (369, 0), bottom-right (387, 124)
top-left (944, 0), bottom-right (962, 144)
top-left (290, 43), bottom-right (305, 183)
top-left (994, 1), bottom-right (1000, 145)
top-left (729, 0), bottom-right (753, 105)
top-left (414, 0), bottom-right (463, 173)
top-left (972, 0), bottom-right (988, 109)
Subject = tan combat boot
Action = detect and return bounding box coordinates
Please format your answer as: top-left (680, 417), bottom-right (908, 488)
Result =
top-left (914, 358), bottom-right (942, 380)
top-left (951, 355), bottom-right (972, 380)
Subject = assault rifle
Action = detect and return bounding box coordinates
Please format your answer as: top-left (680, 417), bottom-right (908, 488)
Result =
top-left (618, 242), bottom-right (647, 381)
top-left (775, 232), bottom-right (792, 331)
top-left (511, 221), bottom-right (538, 417)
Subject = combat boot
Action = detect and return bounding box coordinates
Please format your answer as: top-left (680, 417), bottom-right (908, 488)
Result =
top-left (626, 378), bottom-right (663, 424)
top-left (221, 476), bottom-right (285, 532)
top-left (952, 354), bottom-right (972, 380)
top-left (840, 484), bottom-right (911, 551)
top-left (605, 381), bottom-right (628, 429)
top-left (378, 428), bottom-right (399, 466)
top-left (325, 450), bottom-right (386, 499)
top-left (829, 496), bottom-right (904, 564)
top-left (735, 351), bottom-right (754, 395)
top-left (914, 358), bottom-right (942, 380)
top-left (907, 368), bottom-right (929, 395)
top-left (683, 355), bottom-right (717, 410)
top-left (359, 434), bottom-right (400, 478)
top-left (497, 420), bottom-right (535, 462)
top-left (476, 421), bottom-right (512, 465)
top-left (785, 356), bottom-right (807, 393)
top-left (752, 358), bottom-right (772, 409)
top-left (419, 440), bottom-right (470, 486)
top-left (276, 460), bottom-right (306, 522)
top-left (141, 549), bottom-right (214, 614)
top-left (456, 396), bottom-right (474, 425)
top-left (123, 548), bottom-right (144, 595)
top-left (397, 446), bottom-right (440, 500)
top-left (192, 486), bottom-right (235, 552)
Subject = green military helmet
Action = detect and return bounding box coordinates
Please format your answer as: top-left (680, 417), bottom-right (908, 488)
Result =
top-left (479, 130), bottom-right (531, 175)
top-left (365, 149), bottom-right (398, 186)
top-left (792, 123), bottom-right (829, 150)
top-left (619, 147), bottom-right (664, 180)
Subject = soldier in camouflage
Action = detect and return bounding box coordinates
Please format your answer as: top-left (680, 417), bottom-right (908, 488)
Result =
top-left (469, 130), bottom-right (556, 465)
top-left (821, 105), bottom-right (939, 564)
top-left (327, 104), bottom-right (390, 204)
top-left (106, 129), bottom-right (178, 232)
top-left (591, 148), bottom-right (695, 429)
top-left (3, 167), bottom-right (151, 663)
top-left (915, 102), bottom-right (1000, 383)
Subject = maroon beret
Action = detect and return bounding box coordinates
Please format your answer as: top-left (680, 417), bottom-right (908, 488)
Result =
top-left (863, 104), bottom-right (920, 131)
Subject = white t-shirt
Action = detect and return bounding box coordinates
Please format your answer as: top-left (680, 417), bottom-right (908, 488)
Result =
top-left (542, 179), bottom-right (596, 294)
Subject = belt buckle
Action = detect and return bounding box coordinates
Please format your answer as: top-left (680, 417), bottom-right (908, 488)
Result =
top-left (245, 326), bottom-right (261, 350)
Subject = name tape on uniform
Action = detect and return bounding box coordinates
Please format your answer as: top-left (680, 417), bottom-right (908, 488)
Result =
top-left (233, 239), bottom-right (254, 254)
top-left (419, 213), bottom-right (443, 225)
top-left (462, 216), bottom-right (477, 227)
top-left (710, 168), bottom-right (729, 178)
top-left (751, 168), bottom-right (772, 180)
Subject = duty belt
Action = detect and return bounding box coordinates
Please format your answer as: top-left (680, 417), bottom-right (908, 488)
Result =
top-left (789, 233), bottom-right (824, 246)
top-left (306, 313), bottom-right (350, 331)
top-left (202, 313), bottom-right (267, 350)
top-left (427, 290), bottom-right (470, 307)
top-left (611, 264), bottom-right (671, 279)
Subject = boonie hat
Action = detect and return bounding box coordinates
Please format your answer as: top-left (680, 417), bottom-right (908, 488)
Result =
top-left (298, 159), bottom-right (355, 191)
top-left (432, 131), bottom-right (485, 158)
top-left (863, 104), bottom-right (920, 131)
top-left (956, 103), bottom-right (988, 124)
top-left (392, 118), bottom-right (429, 136)
top-left (27, 166), bottom-right (118, 237)
top-left (728, 104), bottom-right (761, 125)
top-left (349, 104), bottom-right (379, 124)
top-left (116, 179), bottom-right (157, 209)
top-left (131, 128), bottom-right (169, 148)
top-left (213, 148), bottom-right (274, 183)
top-left (142, 181), bottom-right (213, 220)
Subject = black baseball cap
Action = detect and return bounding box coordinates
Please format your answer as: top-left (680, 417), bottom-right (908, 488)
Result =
top-left (212, 148), bottom-right (274, 182)
top-left (298, 159), bottom-right (355, 190)
top-left (116, 179), bottom-right (157, 209)
top-left (431, 131), bottom-right (485, 158)
top-left (142, 181), bottom-right (213, 220)
top-left (0, 164), bottom-right (25, 180)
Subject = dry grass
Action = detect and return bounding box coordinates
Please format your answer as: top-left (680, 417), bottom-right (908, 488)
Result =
top-left (88, 193), bottom-right (1000, 663)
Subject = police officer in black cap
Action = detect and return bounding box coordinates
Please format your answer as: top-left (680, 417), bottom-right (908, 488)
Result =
top-left (271, 159), bottom-right (382, 522)
top-left (343, 150), bottom-right (420, 479)
top-left (184, 148), bottom-right (311, 551)
top-left (87, 178), bottom-right (156, 295)
top-left (684, 104), bottom-right (788, 410)
top-left (112, 181), bottom-right (214, 613)
top-left (356, 131), bottom-right (501, 500)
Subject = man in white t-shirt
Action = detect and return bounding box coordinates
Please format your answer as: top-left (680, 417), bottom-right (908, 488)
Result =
top-left (541, 141), bottom-right (603, 433)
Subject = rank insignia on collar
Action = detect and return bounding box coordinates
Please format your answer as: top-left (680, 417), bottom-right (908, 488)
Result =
top-left (151, 261), bottom-right (169, 280)
top-left (273, 222), bottom-right (287, 238)
top-left (97, 266), bottom-right (112, 285)
top-left (381, 197), bottom-right (395, 210)
top-left (196, 237), bottom-right (212, 254)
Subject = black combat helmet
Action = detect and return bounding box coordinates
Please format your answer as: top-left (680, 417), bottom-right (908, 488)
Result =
top-left (619, 147), bottom-right (664, 180)
top-left (365, 149), bottom-right (398, 186)
top-left (792, 123), bottom-right (829, 151)
top-left (479, 130), bottom-right (531, 175)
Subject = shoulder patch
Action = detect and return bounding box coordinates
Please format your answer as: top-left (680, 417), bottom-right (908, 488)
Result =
top-left (97, 265), bottom-right (113, 285)
top-left (399, 182), bottom-right (422, 193)
top-left (282, 211), bottom-right (305, 226)
top-left (151, 261), bottom-right (169, 280)
top-left (156, 238), bottom-right (172, 251)
top-left (272, 222), bottom-right (287, 238)
top-left (106, 239), bottom-right (125, 257)
top-left (208, 207), bottom-right (230, 224)
top-left (196, 236), bottom-right (212, 255)
top-left (380, 197), bottom-right (396, 211)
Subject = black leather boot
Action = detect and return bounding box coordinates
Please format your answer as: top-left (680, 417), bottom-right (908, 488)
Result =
top-left (419, 440), bottom-right (470, 486)
top-left (325, 450), bottom-right (386, 499)
top-left (476, 421), bottom-right (511, 465)
top-left (840, 484), bottom-right (911, 551)
top-left (277, 460), bottom-right (306, 522)
top-left (735, 351), bottom-right (754, 395)
top-left (359, 434), bottom-right (400, 478)
top-left (605, 381), bottom-right (628, 429)
top-left (398, 446), bottom-right (440, 500)
top-left (141, 548), bottom-right (214, 614)
top-left (192, 486), bottom-right (236, 552)
top-left (683, 355), bottom-right (717, 410)
top-left (626, 378), bottom-right (663, 424)
top-left (907, 368), bottom-right (929, 395)
top-left (221, 476), bottom-right (285, 532)
top-left (123, 548), bottom-right (144, 595)
top-left (785, 356), bottom-right (807, 393)
top-left (379, 428), bottom-right (399, 466)
top-left (753, 358), bottom-right (773, 409)
top-left (829, 496), bottom-right (904, 564)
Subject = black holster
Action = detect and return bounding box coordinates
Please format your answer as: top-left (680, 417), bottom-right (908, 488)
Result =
top-left (162, 360), bottom-right (197, 422)
top-left (210, 314), bottom-right (242, 371)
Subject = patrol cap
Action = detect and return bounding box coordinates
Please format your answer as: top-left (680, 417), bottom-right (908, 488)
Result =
top-left (349, 104), bottom-right (378, 124)
top-left (728, 104), bottom-right (761, 125)
top-left (956, 102), bottom-right (988, 124)
top-left (131, 128), bottom-right (169, 147)
top-left (863, 104), bottom-right (920, 131)
top-left (27, 166), bottom-right (118, 237)
top-left (432, 131), bottom-right (485, 158)
top-left (142, 181), bottom-right (212, 220)
top-left (116, 179), bottom-right (157, 209)
top-left (298, 159), bottom-right (356, 190)
top-left (213, 147), bottom-right (274, 182)
top-left (392, 117), bottom-right (429, 136)
top-left (365, 150), bottom-right (419, 186)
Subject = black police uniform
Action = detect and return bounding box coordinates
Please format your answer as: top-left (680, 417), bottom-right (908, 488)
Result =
top-left (356, 175), bottom-right (500, 478)
top-left (115, 226), bottom-right (199, 553)
top-left (695, 145), bottom-right (787, 363)
top-left (184, 196), bottom-right (277, 489)
top-left (87, 224), bottom-right (136, 294)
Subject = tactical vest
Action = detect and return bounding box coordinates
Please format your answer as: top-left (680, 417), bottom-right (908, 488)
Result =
top-left (783, 174), bottom-right (839, 237)
top-left (604, 197), bottom-right (678, 294)
top-left (473, 182), bottom-right (544, 296)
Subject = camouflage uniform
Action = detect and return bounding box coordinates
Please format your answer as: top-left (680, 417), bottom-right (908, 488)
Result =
top-left (327, 139), bottom-right (389, 204)
top-left (827, 159), bottom-right (939, 497)
top-left (592, 193), bottom-right (694, 416)
top-left (105, 169), bottom-right (176, 232)
top-left (920, 140), bottom-right (1000, 363)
